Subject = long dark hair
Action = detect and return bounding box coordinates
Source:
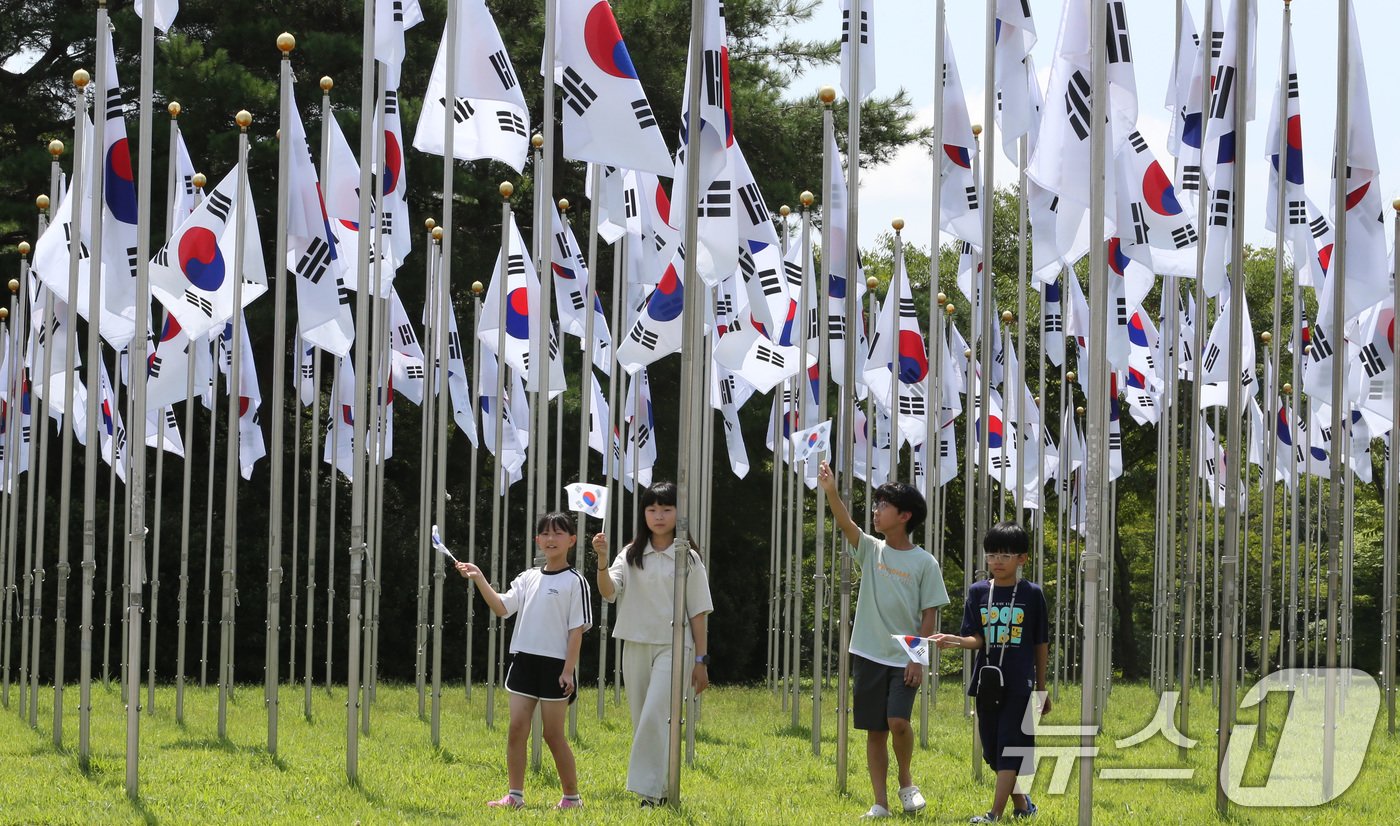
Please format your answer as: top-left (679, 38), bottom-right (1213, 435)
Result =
top-left (623, 481), bottom-right (701, 568)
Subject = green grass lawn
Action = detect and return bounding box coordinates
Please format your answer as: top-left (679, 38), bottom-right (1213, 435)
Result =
top-left (2, 678), bottom-right (1398, 824)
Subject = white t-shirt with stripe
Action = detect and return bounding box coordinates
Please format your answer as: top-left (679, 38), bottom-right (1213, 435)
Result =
top-left (501, 566), bottom-right (593, 660)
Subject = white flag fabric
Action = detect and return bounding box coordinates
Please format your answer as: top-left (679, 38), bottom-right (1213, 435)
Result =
top-left (375, 85), bottom-right (413, 272)
top-left (711, 364), bottom-right (752, 479)
top-left (444, 299), bottom-right (479, 446)
top-left (477, 349), bottom-right (526, 488)
top-left (150, 163), bottom-right (268, 342)
top-left (936, 31), bottom-right (982, 248)
top-left (587, 371), bottom-right (613, 475)
top-left (621, 368), bottom-right (657, 491)
top-left (554, 0), bottom-right (672, 175)
top-left (892, 634), bottom-right (930, 667)
top-left (146, 405), bottom-right (185, 459)
top-left (823, 128), bottom-right (868, 388)
top-left (838, 0), bottom-right (875, 102)
top-left (146, 309), bottom-right (212, 411)
top-left (133, 0), bottom-right (179, 32)
top-left (862, 272), bottom-right (929, 448)
top-left (476, 213), bottom-right (565, 393)
top-left (388, 287), bottom-right (426, 405)
top-left (616, 251), bottom-right (687, 374)
top-left (551, 204), bottom-right (613, 370)
top-left (97, 358), bottom-right (127, 482)
top-left (789, 419), bottom-right (832, 463)
top-left (413, 0), bottom-right (530, 171)
top-left (286, 87), bottom-right (354, 356)
top-left (374, 0), bottom-right (424, 87)
top-left (994, 0), bottom-right (1040, 157)
top-left (219, 314), bottom-right (266, 480)
top-left (565, 482), bottom-right (609, 519)
top-left (99, 26), bottom-right (141, 325)
top-left (297, 339), bottom-right (316, 408)
top-left (170, 128), bottom-right (197, 226)
top-left (1199, 0), bottom-right (1257, 297)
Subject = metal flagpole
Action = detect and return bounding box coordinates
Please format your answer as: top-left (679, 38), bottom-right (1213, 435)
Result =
top-left (2, 251), bottom-right (26, 712)
top-left (57, 37), bottom-right (102, 751)
top-left (265, 34), bottom-right (296, 756)
top-left (812, 86), bottom-right (837, 755)
top-left (887, 219), bottom-right (902, 486)
top-left (486, 183), bottom-right (516, 729)
top-left (26, 266), bottom-right (56, 729)
top-left (599, 224), bottom-right (625, 718)
top-left (1386, 199), bottom-right (1400, 733)
top-left (1179, 0), bottom-right (1216, 755)
top-left (835, 0), bottom-right (864, 790)
top-left (466, 283), bottom-right (483, 701)
top-left (326, 356), bottom-right (340, 691)
top-left (1079, 0), bottom-right (1110, 820)
top-left (1323, 0), bottom-right (1352, 802)
top-left (173, 125), bottom-right (198, 728)
top-left (306, 76), bottom-right (333, 716)
top-left (977, 0), bottom-right (997, 542)
top-left (923, 0), bottom-right (947, 733)
top-left (574, 173), bottom-right (602, 720)
top-left (217, 113), bottom-right (254, 740)
top-left (346, 0), bottom-right (378, 782)
top-left (790, 197), bottom-right (814, 729)
top-left (199, 321), bottom-right (217, 690)
top-left (417, 221), bottom-right (437, 718)
top-left (531, 0), bottom-right (561, 539)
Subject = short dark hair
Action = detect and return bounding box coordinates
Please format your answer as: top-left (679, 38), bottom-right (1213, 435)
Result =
top-left (536, 511), bottom-right (577, 535)
top-left (872, 482), bottom-right (927, 534)
top-left (983, 521), bottom-right (1029, 557)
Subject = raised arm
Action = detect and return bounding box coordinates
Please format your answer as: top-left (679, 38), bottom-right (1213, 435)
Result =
top-left (455, 562), bottom-right (509, 617)
top-left (592, 532), bottom-right (617, 601)
top-left (816, 460), bottom-right (862, 548)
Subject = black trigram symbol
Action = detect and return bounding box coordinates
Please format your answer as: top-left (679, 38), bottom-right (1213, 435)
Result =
top-left (336, 281), bottom-right (353, 307)
top-left (829, 313), bottom-right (846, 338)
top-left (569, 289), bottom-right (586, 312)
top-left (715, 296), bottom-right (734, 317)
top-left (182, 174), bottom-right (195, 196)
top-left (990, 454), bottom-right (1013, 472)
top-left (395, 322), bottom-right (415, 347)
top-left (207, 190), bottom-right (234, 223)
top-left (1309, 214), bottom-right (1329, 240)
top-left (1171, 225), bottom-right (1198, 248)
top-left (300, 360), bottom-right (314, 380)
top-left (1065, 70), bottom-right (1092, 141)
top-left (754, 344), bottom-right (784, 368)
top-left (106, 87), bottom-right (123, 120)
top-left (1286, 72), bottom-right (1299, 99)
top-left (1128, 131), bottom-right (1148, 154)
top-left (1115, 296), bottom-right (1128, 328)
top-left (63, 222), bottom-right (90, 259)
top-left (783, 259), bottom-right (803, 289)
top-left (1287, 200), bottom-right (1307, 226)
top-left (703, 49), bottom-right (724, 107)
top-left (1044, 309), bottom-right (1063, 334)
top-left (165, 408), bottom-right (179, 430)
top-left (489, 51), bottom-right (518, 90)
top-left (183, 290), bottom-right (214, 317)
top-left (148, 355), bottom-right (163, 378)
top-left (738, 182), bottom-right (766, 227)
top-left (296, 237), bottom-right (332, 285)
top-left (1358, 343), bottom-right (1385, 377)
top-left (1106, 2), bottom-right (1132, 64)
top-left (443, 96), bottom-right (475, 124)
top-left (390, 0), bottom-right (403, 23)
top-left (507, 254), bottom-right (526, 278)
top-left (1210, 29), bottom-right (1224, 60)
top-left (1210, 189), bottom-right (1233, 228)
top-left (636, 423), bottom-right (652, 448)
top-left (448, 331), bottom-right (463, 362)
top-left (899, 297), bottom-right (917, 318)
top-left (124, 245), bottom-right (139, 279)
top-left (497, 110), bottom-right (527, 137)
top-left (840, 8), bottom-right (869, 45)
top-left (631, 99), bottom-right (657, 130)
top-left (1181, 165), bottom-right (1201, 192)
top-left (1310, 326), bottom-right (1333, 360)
top-left (720, 376), bottom-right (734, 406)
top-left (1210, 66), bottom-right (1235, 120)
top-left (384, 89), bottom-right (399, 116)
top-left (1109, 430), bottom-right (1122, 452)
top-left (405, 363), bottom-right (425, 380)
top-left (965, 186), bottom-right (979, 211)
top-left (758, 265), bottom-right (783, 297)
top-left (561, 67), bottom-right (598, 116)
top-left (1131, 203), bottom-right (1150, 245)
top-left (1202, 342), bottom-right (1221, 373)
top-left (899, 394), bottom-right (924, 416)
top-left (629, 325), bottom-right (659, 351)
top-left (699, 180), bottom-right (732, 218)
top-left (624, 187), bottom-right (639, 219)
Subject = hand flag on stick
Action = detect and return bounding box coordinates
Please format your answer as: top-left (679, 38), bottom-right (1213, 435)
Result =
top-left (789, 419), bottom-right (832, 463)
top-left (431, 524), bottom-right (460, 565)
top-left (565, 482), bottom-right (608, 519)
top-left (892, 634), bottom-right (933, 667)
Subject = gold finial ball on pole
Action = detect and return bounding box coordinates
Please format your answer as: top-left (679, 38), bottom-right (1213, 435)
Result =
top-left (16, 243), bottom-right (30, 258)
top-left (818, 85), bottom-right (837, 105)
top-left (48, 139), bottom-right (64, 158)
top-left (892, 218), bottom-right (905, 232)
top-left (945, 303), bottom-right (956, 315)
top-left (1393, 198), bottom-right (1400, 211)
top-left (36, 194), bottom-right (50, 211)
top-left (192, 172), bottom-right (207, 190)
top-left (277, 33), bottom-right (296, 53)
top-left (431, 226), bottom-right (444, 242)
top-left (499, 181), bottom-right (514, 199)
top-left (168, 101), bottom-right (181, 118)
top-left (321, 76), bottom-right (334, 92)
top-left (531, 134), bottom-right (545, 149)
top-left (1066, 371), bottom-right (1077, 383)
top-left (1076, 406), bottom-right (1086, 417)
top-left (73, 69), bottom-right (90, 88)
top-left (1260, 331), bottom-right (1272, 344)
top-left (0, 307), bottom-right (9, 323)
top-left (971, 124), bottom-right (983, 138)
top-left (558, 198), bottom-right (570, 212)
top-left (779, 205), bottom-right (791, 217)
top-left (1034, 395), bottom-right (1041, 407)
top-left (1282, 383), bottom-right (1293, 395)
top-left (1303, 344), bottom-right (1311, 356)
top-left (8, 278), bottom-right (19, 293)
top-left (800, 191), bottom-right (815, 208)
top-left (964, 348), bottom-right (973, 359)
top-left (1002, 310), bottom-right (1014, 324)
top-left (471, 281), bottom-right (485, 296)
top-left (866, 275), bottom-right (880, 290)
top-left (235, 110), bottom-right (253, 130)
top-left (936, 292), bottom-right (948, 305)
top-left (425, 218), bottom-right (436, 230)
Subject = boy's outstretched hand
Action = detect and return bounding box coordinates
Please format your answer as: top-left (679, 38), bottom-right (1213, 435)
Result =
top-left (816, 460), bottom-right (837, 494)
top-left (455, 561), bottom-right (483, 581)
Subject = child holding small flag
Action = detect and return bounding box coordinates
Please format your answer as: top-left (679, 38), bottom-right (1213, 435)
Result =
top-left (456, 512), bottom-right (592, 811)
top-left (816, 460), bottom-right (950, 819)
top-left (934, 521), bottom-right (1050, 822)
top-left (592, 480), bottom-right (713, 808)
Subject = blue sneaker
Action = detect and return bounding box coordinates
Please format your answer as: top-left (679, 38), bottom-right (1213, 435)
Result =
top-left (1012, 796), bottom-right (1037, 819)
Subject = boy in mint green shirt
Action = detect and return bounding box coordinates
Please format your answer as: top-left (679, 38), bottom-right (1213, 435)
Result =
top-left (817, 461), bottom-right (951, 819)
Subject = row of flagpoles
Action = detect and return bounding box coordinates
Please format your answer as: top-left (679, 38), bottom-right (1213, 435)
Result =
top-left (1, 0), bottom-right (1398, 819)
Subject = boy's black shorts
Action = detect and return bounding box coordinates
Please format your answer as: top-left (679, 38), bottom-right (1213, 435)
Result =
top-left (977, 691), bottom-right (1035, 773)
top-left (505, 652), bottom-right (577, 704)
top-left (852, 654), bottom-right (918, 731)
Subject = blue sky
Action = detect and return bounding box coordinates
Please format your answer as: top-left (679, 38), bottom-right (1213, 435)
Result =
top-left (783, 0), bottom-right (1399, 255)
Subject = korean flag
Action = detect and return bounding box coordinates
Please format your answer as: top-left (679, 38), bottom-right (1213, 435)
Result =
top-left (566, 482), bottom-right (609, 519)
top-left (789, 419), bottom-right (832, 463)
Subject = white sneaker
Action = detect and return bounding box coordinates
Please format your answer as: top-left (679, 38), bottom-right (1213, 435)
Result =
top-left (861, 804), bottom-right (894, 819)
top-left (898, 785), bottom-right (927, 813)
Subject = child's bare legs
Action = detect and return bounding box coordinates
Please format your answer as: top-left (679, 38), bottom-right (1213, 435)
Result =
top-left (506, 694), bottom-right (537, 794)
top-left (991, 769), bottom-right (1028, 817)
top-left (539, 699), bottom-right (578, 796)
top-left (866, 717), bottom-right (913, 809)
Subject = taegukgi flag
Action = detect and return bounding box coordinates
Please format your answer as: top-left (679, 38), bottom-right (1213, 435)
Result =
top-left (565, 482), bottom-right (609, 518)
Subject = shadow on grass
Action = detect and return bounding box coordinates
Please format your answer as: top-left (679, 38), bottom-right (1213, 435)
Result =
top-left (161, 737), bottom-right (290, 771)
top-left (129, 796), bottom-right (160, 826)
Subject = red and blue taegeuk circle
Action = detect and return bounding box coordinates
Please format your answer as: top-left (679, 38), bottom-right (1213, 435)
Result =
top-left (1142, 160), bottom-right (1183, 216)
top-left (505, 288), bottom-right (531, 339)
top-left (178, 226), bottom-right (226, 291)
top-left (584, 2), bottom-right (638, 80)
top-left (646, 265), bottom-right (684, 322)
top-left (105, 139), bottom-right (139, 225)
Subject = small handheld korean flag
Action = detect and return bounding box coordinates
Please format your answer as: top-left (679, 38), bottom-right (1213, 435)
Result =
top-left (565, 482), bottom-right (609, 519)
top-left (789, 419), bottom-right (832, 463)
top-left (893, 634), bottom-right (930, 667)
top-left (431, 524), bottom-right (460, 564)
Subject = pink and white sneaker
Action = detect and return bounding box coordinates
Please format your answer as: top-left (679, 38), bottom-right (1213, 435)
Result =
top-left (554, 797), bottom-right (584, 810)
top-left (487, 793), bottom-right (525, 810)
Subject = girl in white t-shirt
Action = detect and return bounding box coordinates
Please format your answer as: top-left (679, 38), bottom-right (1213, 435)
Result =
top-left (457, 511), bottom-right (593, 811)
top-left (592, 481), bottom-right (714, 807)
